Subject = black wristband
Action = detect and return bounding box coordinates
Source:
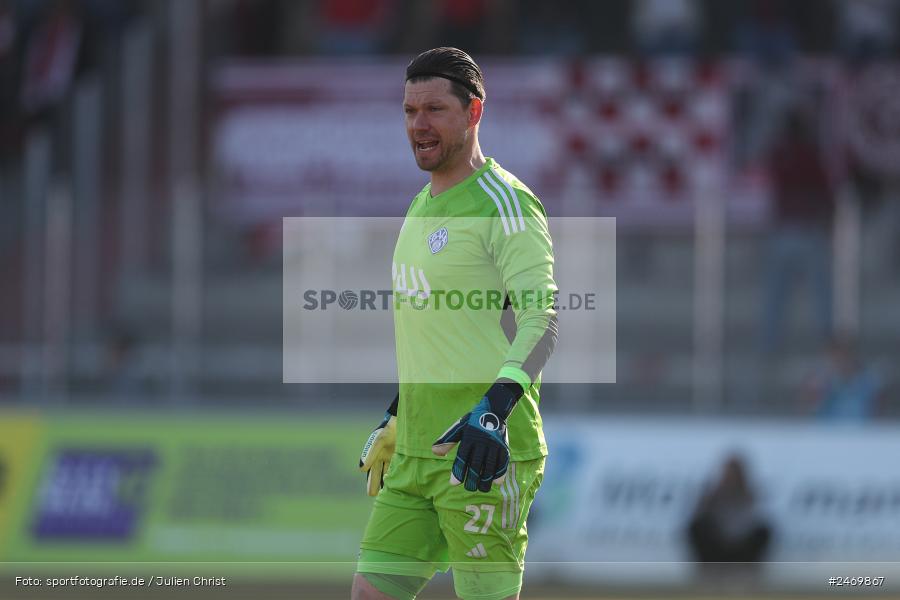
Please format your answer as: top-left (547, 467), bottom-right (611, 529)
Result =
top-left (484, 379), bottom-right (524, 420)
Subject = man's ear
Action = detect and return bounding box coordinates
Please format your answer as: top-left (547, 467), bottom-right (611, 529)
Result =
top-left (468, 98), bottom-right (483, 129)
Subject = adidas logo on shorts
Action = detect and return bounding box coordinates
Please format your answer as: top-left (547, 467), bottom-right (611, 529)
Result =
top-left (465, 543), bottom-right (488, 558)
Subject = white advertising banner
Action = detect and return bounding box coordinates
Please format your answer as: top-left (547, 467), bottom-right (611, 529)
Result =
top-left (527, 417), bottom-right (900, 591)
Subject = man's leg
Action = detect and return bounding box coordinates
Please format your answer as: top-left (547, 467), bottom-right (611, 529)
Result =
top-left (352, 573), bottom-right (394, 600)
top-left (355, 549), bottom-right (436, 600)
top-left (352, 572), bottom-right (518, 600)
top-left (356, 454), bottom-right (449, 599)
top-left (432, 458), bottom-right (546, 600)
top-left (451, 570), bottom-right (523, 600)
top-left (352, 571), bottom-right (429, 600)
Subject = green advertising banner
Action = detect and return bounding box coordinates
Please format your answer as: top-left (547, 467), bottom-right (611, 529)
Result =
top-left (0, 411), bottom-right (376, 580)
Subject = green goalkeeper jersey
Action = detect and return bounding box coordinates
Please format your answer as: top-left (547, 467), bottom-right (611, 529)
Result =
top-left (392, 158), bottom-right (558, 461)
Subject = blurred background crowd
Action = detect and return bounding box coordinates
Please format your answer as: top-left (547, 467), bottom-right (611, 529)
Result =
top-left (0, 1), bottom-right (899, 596)
top-left (1, 0), bottom-right (897, 417)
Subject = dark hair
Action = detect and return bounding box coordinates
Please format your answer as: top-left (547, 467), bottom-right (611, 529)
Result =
top-left (405, 47), bottom-right (485, 107)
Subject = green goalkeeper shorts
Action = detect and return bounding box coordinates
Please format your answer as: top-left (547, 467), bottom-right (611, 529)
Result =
top-left (357, 453), bottom-right (544, 598)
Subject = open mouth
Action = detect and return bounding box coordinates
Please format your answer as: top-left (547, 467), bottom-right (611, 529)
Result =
top-left (416, 140), bottom-right (439, 153)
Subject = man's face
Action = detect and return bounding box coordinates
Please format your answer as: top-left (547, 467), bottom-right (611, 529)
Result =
top-left (403, 78), bottom-right (473, 173)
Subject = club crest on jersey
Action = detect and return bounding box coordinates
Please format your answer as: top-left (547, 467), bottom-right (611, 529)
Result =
top-left (427, 227), bottom-right (448, 254)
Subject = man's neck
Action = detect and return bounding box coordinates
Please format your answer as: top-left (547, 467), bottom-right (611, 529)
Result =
top-left (430, 148), bottom-right (486, 197)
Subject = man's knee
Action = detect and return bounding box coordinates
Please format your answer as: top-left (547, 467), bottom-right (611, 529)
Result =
top-left (352, 573), bottom-right (394, 600)
top-left (352, 572), bottom-right (430, 600)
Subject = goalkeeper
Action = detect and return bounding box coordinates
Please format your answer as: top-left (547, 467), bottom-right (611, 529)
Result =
top-left (353, 47), bottom-right (558, 600)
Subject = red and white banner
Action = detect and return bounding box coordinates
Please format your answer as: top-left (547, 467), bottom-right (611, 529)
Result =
top-left (212, 59), bottom-right (759, 229)
top-left (211, 59), bottom-right (898, 230)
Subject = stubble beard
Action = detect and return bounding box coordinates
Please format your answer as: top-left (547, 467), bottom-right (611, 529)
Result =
top-left (415, 130), bottom-right (467, 173)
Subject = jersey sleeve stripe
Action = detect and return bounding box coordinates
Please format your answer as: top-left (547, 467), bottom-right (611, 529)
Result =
top-left (477, 176), bottom-right (512, 236)
top-left (483, 170), bottom-right (520, 233)
top-left (491, 169), bottom-right (527, 232)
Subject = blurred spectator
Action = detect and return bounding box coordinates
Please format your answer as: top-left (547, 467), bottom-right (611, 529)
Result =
top-left (761, 107), bottom-right (834, 352)
top-left (731, 1), bottom-right (800, 166)
top-left (0, 0), bottom-right (19, 166)
top-left (20, 0), bottom-right (83, 123)
top-left (312, 0), bottom-right (396, 55)
top-left (435, 0), bottom-right (487, 51)
top-left (734, 0), bottom-right (797, 67)
top-left (631, 0), bottom-right (702, 56)
top-left (104, 327), bottom-right (144, 401)
top-left (229, 0), bottom-right (284, 56)
top-left (0, 0), bottom-right (14, 64)
top-left (427, 0), bottom-right (514, 55)
top-left (834, 0), bottom-right (899, 64)
top-left (803, 335), bottom-right (884, 421)
top-left (519, 0), bottom-right (587, 56)
top-left (687, 454), bottom-right (772, 571)
top-left (78, 0), bottom-right (140, 67)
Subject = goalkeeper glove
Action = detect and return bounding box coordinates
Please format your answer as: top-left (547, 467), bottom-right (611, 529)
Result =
top-left (359, 394), bottom-right (398, 497)
top-left (431, 380), bottom-right (523, 493)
